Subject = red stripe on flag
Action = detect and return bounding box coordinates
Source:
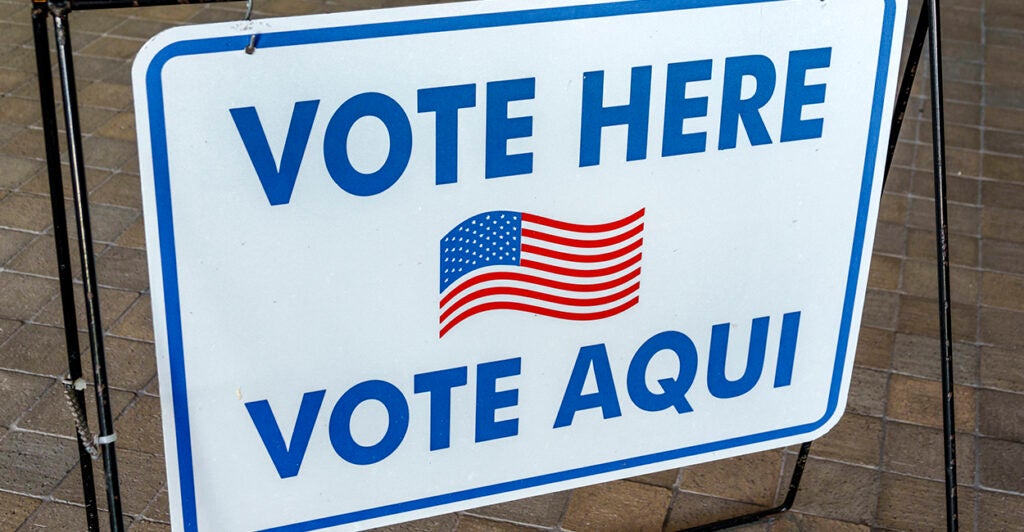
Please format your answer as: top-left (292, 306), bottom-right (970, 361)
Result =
top-left (519, 253), bottom-right (641, 278)
top-left (521, 238), bottom-right (642, 263)
top-left (522, 222), bottom-right (643, 249)
top-left (439, 267), bottom-right (642, 309)
top-left (440, 297), bottom-right (640, 338)
top-left (521, 208), bottom-right (644, 233)
top-left (441, 281), bottom-right (640, 324)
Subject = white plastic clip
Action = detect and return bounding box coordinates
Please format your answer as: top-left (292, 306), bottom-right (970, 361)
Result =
top-left (62, 376), bottom-right (87, 390)
top-left (95, 432), bottom-right (118, 445)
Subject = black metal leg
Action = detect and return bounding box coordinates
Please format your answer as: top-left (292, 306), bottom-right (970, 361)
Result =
top-left (884, 1), bottom-right (930, 184)
top-left (30, 4), bottom-right (100, 530)
top-left (884, 1), bottom-right (959, 528)
top-left (923, 0), bottom-right (958, 530)
top-left (49, 5), bottom-right (125, 530)
top-left (677, 442), bottom-right (812, 532)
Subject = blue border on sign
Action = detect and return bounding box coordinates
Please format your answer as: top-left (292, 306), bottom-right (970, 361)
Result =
top-left (143, 0), bottom-right (897, 529)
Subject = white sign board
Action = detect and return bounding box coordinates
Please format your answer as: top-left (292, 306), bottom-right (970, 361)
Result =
top-left (133, 0), bottom-right (906, 529)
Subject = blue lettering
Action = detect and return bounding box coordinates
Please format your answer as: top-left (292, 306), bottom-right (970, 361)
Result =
top-left (328, 380), bottom-right (409, 465)
top-left (662, 59), bottom-right (712, 157)
top-left (553, 344), bottom-right (622, 428)
top-left (718, 55), bottom-right (776, 150)
top-left (235, 49), bottom-right (833, 206)
top-left (774, 311), bottom-right (802, 387)
top-left (579, 66), bottom-right (652, 167)
top-left (323, 92), bottom-right (412, 197)
top-left (414, 366), bottom-right (468, 451)
top-left (230, 100), bottom-right (319, 206)
top-left (485, 78), bottom-right (534, 179)
top-left (626, 331), bottom-right (697, 413)
top-left (781, 48), bottom-right (831, 142)
top-left (707, 316), bottom-right (769, 398)
top-left (475, 357), bottom-right (520, 442)
top-left (244, 389), bottom-right (325, 479)
top-left (418, 84), bottom-right (477, 185)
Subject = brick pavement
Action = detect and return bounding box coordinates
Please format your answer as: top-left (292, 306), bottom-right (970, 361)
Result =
top-left (0, 0), bottom-right (1022, 530)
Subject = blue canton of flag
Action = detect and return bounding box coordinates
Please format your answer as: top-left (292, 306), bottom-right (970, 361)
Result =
top-left (440, 211), bottom-right (522, 292)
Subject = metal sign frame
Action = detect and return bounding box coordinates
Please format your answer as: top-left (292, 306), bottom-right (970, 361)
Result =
top-left (28, 0), bottom-right (959, 530)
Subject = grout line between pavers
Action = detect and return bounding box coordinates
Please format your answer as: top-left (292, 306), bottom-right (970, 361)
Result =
top-left (0, 486), bottom-right (54, 502)
top-left (872, 312), bottom-right (896, 528)
top-left (2, 264), bottom-right (155, 293)
top-left (137, 373), bottom-right (161, 398)
top-left (968, 482), bottom-right (1024, 497)
top-left (658, 466), bottom-right (684, 530)
top-left (673, 486), bottom-right (789, 506)
top-left (0, 223), bottom-right (49, 236)
top-left (972, 1), bottom-right (986, 516)
top-left (553, 481), bottom-right (573, 530)
top-left (102, 331), bottom-right (156, 345)
top-left (9, 424), bottom-right (82, 444)
top-left (459, 510), bottom-right (559, 531)
top-left (0, 363), bottom-right (73, 380)
top-left (102, 289), bottom-right (149, 336)
top-left (106, 209), bottom-right (145, 249)
top-left (1, 491), bottom-right (57, 530)
top-left (3, 375), bottom-right (61, 430)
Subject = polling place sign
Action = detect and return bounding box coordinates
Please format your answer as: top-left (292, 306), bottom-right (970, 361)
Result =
top-left (133, 0), bottom-right (907, 529)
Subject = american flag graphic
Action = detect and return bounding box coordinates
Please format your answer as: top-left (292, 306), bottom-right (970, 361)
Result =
top-left (439, 209), bottom-right (645, 337)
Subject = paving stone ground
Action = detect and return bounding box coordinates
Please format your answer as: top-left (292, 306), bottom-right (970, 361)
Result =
top-left (1, 0), bottom-right (1022, 530)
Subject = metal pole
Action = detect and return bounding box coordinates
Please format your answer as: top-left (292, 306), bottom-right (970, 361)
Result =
top-left (30, 3), bottom-right (100, 530)
top-left (924, 0), bottom-right (958, 529)
top-left (69, 0), bottom-right (241, 10)
top-left (884, 1), bottom-right (930, 184)
top-left (678, 442), bottom-right (812, 532)
top-left (49, 4), bottom-right (125, 530)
